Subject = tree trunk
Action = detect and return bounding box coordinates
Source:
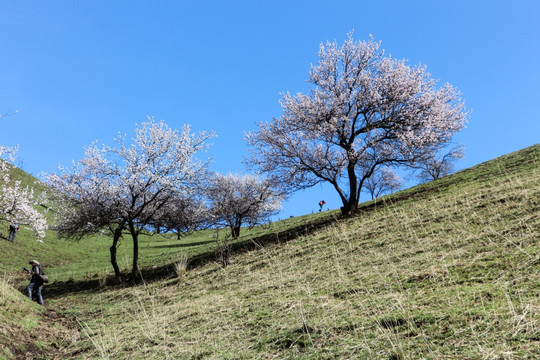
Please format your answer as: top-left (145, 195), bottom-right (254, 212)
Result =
top-left (340, 198), bottom-right (358, 215)
top-left (340, 164), bottom-right (359, 215)
top-left (129, 221), bottom-right (140, 280)
top-left (230, 225), bottom-right (241, 239)
top-left (230, 216), bottom-right (242, 239)
top-left (110, 229), bottom-right (122, 279)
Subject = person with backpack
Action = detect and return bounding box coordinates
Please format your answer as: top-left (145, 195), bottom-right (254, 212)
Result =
top-left (8, 222), bottom-right (19, 242)
top-left (25, 260), bottom-right (46, 305)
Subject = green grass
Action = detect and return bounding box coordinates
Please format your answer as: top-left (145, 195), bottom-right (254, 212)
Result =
top-left (1, 161), bottom-right (334, 280)
top-left (1, 144), bottom-right (539, 359)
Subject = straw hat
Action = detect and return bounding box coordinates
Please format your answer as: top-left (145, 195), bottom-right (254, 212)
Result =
top-left (29, 260), bottom-right (40, 265)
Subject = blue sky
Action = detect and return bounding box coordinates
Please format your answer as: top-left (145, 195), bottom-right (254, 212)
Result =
top-left (1, 1), bottom-right (539, 219)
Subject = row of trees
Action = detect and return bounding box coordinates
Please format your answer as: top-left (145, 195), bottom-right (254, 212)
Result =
top-left (3, 33), bottom-right (468, 278)
top-left (46, 119), bottom-right (282, 278)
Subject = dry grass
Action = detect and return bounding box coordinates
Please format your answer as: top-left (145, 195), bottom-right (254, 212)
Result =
top-left (53, 146), bottom-right (540, 359)
top-left (174, 254), bottom-right (190, 279)
top-left (0, 144), bottom-right (535, 359)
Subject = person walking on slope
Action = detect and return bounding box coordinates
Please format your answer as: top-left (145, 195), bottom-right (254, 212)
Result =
top-left (25, 260), bottom-right (45, 305)
top-left (318, 200), bottom-right (326, 212)
top-left (8, 222), bottom-right (19, 242)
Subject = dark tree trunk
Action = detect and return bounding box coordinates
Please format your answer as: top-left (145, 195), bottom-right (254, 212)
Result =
top-left (342, 163), bottom-right (359, 215)
top-left (110, 230), bottom-right (121, 279)
top-left (230, 225), bottom-right (241, 239)
top-left (230, 215), bottom-right (242, 239)
top-left (340, 199), bottom-right (358, 215)
top-left (110, 222), bottom-right (126, 279)
top-left (129, 221), bottom-right (140, 280)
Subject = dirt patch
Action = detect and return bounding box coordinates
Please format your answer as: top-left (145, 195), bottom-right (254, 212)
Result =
top-left (3, 307), bottom-right (82, 360)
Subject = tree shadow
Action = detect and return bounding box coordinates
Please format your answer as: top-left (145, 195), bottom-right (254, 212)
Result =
top-left (41, 187), bottom-right (429, 298)
top-left (149, 240), bottom-right (214, 249)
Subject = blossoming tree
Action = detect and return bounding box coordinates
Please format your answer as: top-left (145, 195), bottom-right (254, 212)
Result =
top-left (414, 145), bottom-right (465, 182)
top-left (206, 172), bottom-right (281, 267)
top-left (47, 118), bottom-right (215, 279)
top-left (207, 173), bottom-right (281, 239)
top-left (246, 34), bottom-right (469, 214)
top-left (363, 167), bottom-right (403, 200)
top-left (154, 192), bottom-right (210, 239)
top-left (0, 114), bottom-right (48, 242)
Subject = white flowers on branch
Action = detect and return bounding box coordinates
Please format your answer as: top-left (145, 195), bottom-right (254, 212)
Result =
top-left (46, 118), bottom-right (216, 278)
top-left (246, 33), bottom-right (469, 214)
top-left (0, 145), bottom-right (48, 241)
top-left (207, 173), bottom-right (282, 239)
top-left (155, 192), bottom-right (210, 239)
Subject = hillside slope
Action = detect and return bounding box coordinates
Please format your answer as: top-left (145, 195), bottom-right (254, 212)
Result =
top-left (1, 144), bottom-right (538, 359)
top-left (46, 144), bottom-right (539, 359)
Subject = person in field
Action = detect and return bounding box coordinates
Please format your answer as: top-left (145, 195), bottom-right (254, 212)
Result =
top-left (8, 222), bottom-right (19, 242)
top-left (25, 260), bottom-right (45, 305)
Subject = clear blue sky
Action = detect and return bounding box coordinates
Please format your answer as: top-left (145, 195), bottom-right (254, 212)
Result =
top-left (1, 1), bottom-right (539, 219)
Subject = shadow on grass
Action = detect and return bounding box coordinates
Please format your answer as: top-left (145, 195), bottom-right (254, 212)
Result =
top-left (43, 212), bottom-right (344, 298)
top-left (18, 145), bottom-right (540, 304)
top-left (41, 180), bottom-right (453, 299)
top-left (149, 240), bottom-right (215, 249)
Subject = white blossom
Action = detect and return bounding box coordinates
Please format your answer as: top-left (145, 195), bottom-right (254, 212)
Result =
top-left (246, 33), bottom-right (469, 214)
top-left (46, 118), bottom-right (215, 277)
top-left (0, 146), bottom-right (48, 241)
top-left (363, 167), bottom-right (403, 200)
top-left (207, 173), bottom-right (281, 238)
top-left (414, 144), bottom-right (465, 182)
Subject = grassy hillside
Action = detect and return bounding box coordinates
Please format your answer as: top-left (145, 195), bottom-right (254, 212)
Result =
top-left (0, 159), bottom-right (334, 280)
top-left (1, 144), bottom-right (539, 359)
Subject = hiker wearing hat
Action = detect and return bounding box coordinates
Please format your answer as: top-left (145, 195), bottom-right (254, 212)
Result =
top-left (25, 260), bottom-right (45, 305)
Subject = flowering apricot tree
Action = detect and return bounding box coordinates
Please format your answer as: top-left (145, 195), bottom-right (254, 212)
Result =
top-left (207, 173), bottom-right (281, 239)
top-left (414, 144), bottom-right (465, 182)
top-left (206, 172), bottom-right (281, 267)
top-left (246, 34), bottom-right (469, 214)
top-left (0, 145), bottom-right (48, 242)
top-left (155, 192), bottom-right (210, 239)
top-left (47, 118), bottom-right (215, 279)
top-left (363, 167), bottom-right (402, 200)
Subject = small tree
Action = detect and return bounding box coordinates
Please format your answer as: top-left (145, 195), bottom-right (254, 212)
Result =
top-left (246, 33), bottom-right (469, 215)
top-left (414, 145), bottom-right (464, 182)
top-left (0, 145), bottom-right (48, 242)
top-left (363, 167), bottom-right (402, 200)
top-left (207, 173), bottom-right (281, 267)
top-left (157, 192), bottom-right (210, 239)
top-left (0, 111), bottom-right (48, 241)
top-left (47, 118), bottom-right (215, 279)
top-left (207, 173), bottom-right (281, 239)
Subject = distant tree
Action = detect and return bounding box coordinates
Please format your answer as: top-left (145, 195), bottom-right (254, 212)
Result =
top-left (0, 111), bottom-right (48, 241)
top-left (206, 173), bottom-right (281, 267)
top-left (47, 118), bottom-right (215, 279)
top-left (246, 33), bottom-right (469, 215)
top-left (414, 145), bottom-right (464, 182)
top-left (207, 173), bottom-right (281, 239)
top-left (156, 192), bottom-right (210, 239)
top-left (363, 167), bottom-right (403, 200)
